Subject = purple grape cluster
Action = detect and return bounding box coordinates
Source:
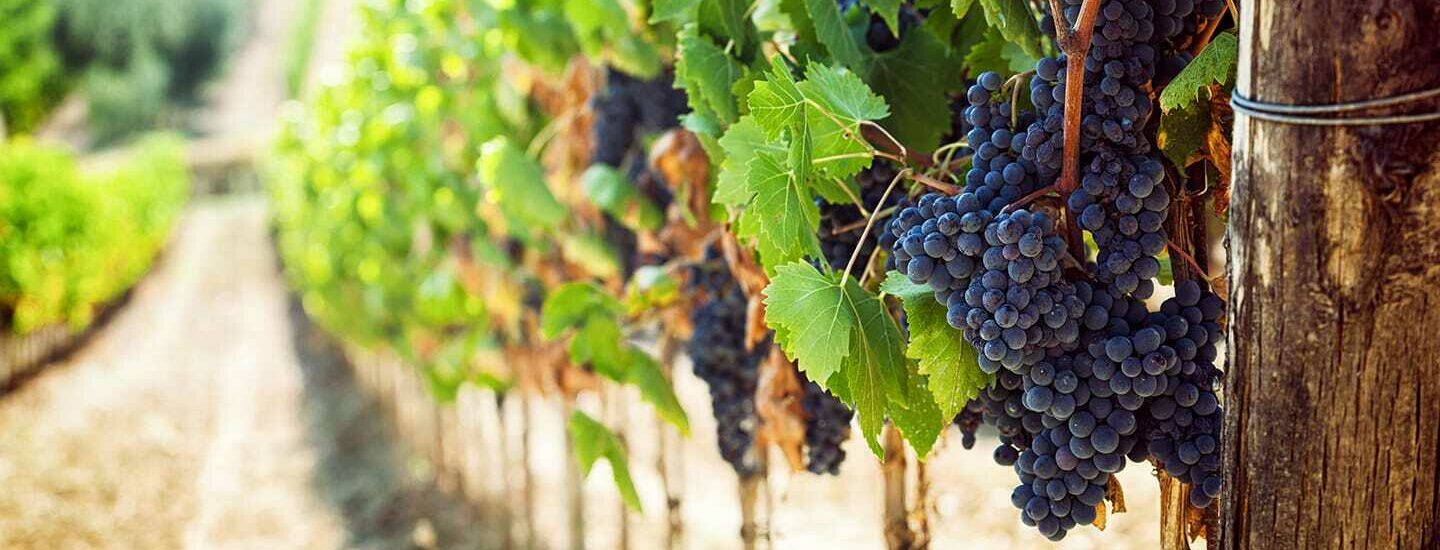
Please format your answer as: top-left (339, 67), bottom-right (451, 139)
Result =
top-left (873, 26), bottom-right (1229, 539)
top-left (803, 379), bottom-right (855, 475)
top-left (687, 252), bottom-right (767, 478)
top-left (953, 209), bottom-right (1088, 374)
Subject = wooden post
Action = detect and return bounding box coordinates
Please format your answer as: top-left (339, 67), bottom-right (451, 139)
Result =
top-left (564, 399), bottom-right (587, 550)
top-left (1223, 1), bottom-right (1440, 548)
top-left (656, 336), bottom-right (684, 550)
top-left (738, 475), bottom-right (761, 550)
top-left (881, 424), bottom-right (916, 550)
top-left (518, 392), bottom-right (538, 550)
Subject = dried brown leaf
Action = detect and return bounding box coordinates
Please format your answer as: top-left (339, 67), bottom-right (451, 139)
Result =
top-left (756, 348), bottom-right (808, 471)
top-left (1107, 475), bottom-right (1128, 514)
top-left (1208, 86), bottom-right (1233, 217)
top-left (745, 296), bottom-right (769, 352)
top-left (1158, 470), bottom-right (1192, 550)
top-left (720, 232), bottom-right (769, 298)
top-left (650, 130), bottom-right (710, 209)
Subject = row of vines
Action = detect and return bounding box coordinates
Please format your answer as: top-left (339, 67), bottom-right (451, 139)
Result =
top-left (1, 136), bottom-right (188, 335)
top-left (270, 0), bottom-right (1239, 546)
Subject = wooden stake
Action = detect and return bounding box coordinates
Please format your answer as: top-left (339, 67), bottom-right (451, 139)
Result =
top-left (882, 424), bottom-right (916, 550)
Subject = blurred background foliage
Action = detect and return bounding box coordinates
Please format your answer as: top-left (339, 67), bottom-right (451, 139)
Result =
top-left (0, 0), bottom-right (65, 134)
top-left (0, 0), bottom-right (250, 145)
top-left (0, 136), bottom-right (189, 333)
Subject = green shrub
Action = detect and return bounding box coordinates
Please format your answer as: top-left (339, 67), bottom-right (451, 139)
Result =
top-left (0, 135), bottom-right (189, 333)
top-left (51, 0), bottom-right (248, 141)
top-left (83, 50), bottom-right (169, 145)
top-left (0, 0), bottom-right (66, 133)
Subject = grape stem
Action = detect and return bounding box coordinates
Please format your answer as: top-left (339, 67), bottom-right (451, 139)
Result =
top-left (1166, 240), bottom-right (1209, 282)
top-left (1188, 11), bottom-right (1228, 57)
top-left (841, 168), bottom-right (907, 287)
top-left (1047, 0), bottom-right (1103, 261)
top-left (832, 206), bottom-right (897, 235)
top-left (907, 171), bottom-right (961, 195)
top-left (1000, 184), bottom-right (1059, 214)
top-left (864, 125), bottom-right (933, 168)
top-left (1049, 0), bottom-right (1102, 196)
top-left (1005, 70), bottom-right (1036, 129)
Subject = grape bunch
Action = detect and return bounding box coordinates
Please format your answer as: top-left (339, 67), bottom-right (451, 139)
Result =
top-left (590, 69), bottom-right (688, 275)
top-left (953, 209), bottom-right (1090, 374)
top-left (821, 162), bottom-right (905, 275)
top-left (880, 65), bottom-right (1226, 540)
top-left (1043, 0), bottom-right (1172, 300)
top-left (590, 68), bottom-right (690, 168)
top-left (687, 255), bottom-right (767, 478)
top-left (963, 72), bottom-right (1046, 212)
top-left (863, 4), bottom-right (924, 53)
top-left (1143, 280), bottom-right (1225, 508)
top-left (803, 378), bottom-right (855, 475)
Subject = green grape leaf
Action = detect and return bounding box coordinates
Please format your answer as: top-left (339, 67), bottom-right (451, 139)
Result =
top-left (868, 0), bottom-right (904, 34)
top-left (651, 0), bottom-right (701, 23)
top-left (803, 0), bottom-right (866, 71)
top-left (570, 412), bottom-right (643, 511)
top-left (866, 26), bottom-right (955, 152)
top-left (565, 0), bottom-right (662, 78)
top-left (801, 62), bottom-right (891, 123)
top-left (778, 0), bottom-right (821, 58)
top-left (676, 25), bottom-right (743, 124)
top-left (951, 0), bottom-right (976, 19)
top-left (1158, 98), bottom-right (1211, 167)
top-left (838, 277), bottom-right (908, 458)
top-left (748, 58), bottom-right (806, 139)
top-left (698, 0), bottom-right (757, 58)
top-left (798, 63), bottom-right (885, 182)
top-left (880, 272), bottom-right (990, 419)
top-left (715, 116), bottom-right (783, 208)
top-left (764, 262), bottom-right (913, 458)
top-left (623, 348), bottom-right (691, 435)
top-left (977, 0), bottom-right (1045, 59)
top-left (609, 36), bottom-right (664, 79)
top-left (539, 282), bottom-right (624, 339)
top-left (943, 8), bottom-right (992, 61)
top-left (747, 149), bottom-right (823, 269)
top-left (623, 266), bottom-right (681, 314)
top-left (885, 371), bottom-right (947, 458)
top-left (1160, 32), bottom-right (1238, 112)
top-left (582, 165), bottom-right (664, 231)
top-left (478, 137), bottom-right (566, 231)
top-left (561, 233), bottom-right (623, 279)
top-left (763, 262), bottom-right (853, 387)
top-left (963, 28), bottom-right (1013, 76)
top-left (570, 313), bottom-right (628, 379)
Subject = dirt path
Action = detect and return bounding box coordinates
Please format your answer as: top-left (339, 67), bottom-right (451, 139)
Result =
top-left (0, 200), bottom-right (336, 548)
top-left (0, 200), bottom-right (492, 550)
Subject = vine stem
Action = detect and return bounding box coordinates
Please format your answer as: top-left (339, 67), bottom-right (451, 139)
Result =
top-left (834, 206), bottom-right (897, 235)
top-left (1048, 0), bottom-right (1104, 259)
top-left (1001, 184), bottom-right (1059, 214)
top-left (864, 125), bottom-right (933, 168)
top-left (908, 172), bottom-right (961, 195)
top-left (1050, 0), bottom-right (1103, 194)
top-left (841, 168), bottom-right (907, 288)
top-left (1167, 240), bottom-right (1209, 283)
top-left (1189, 12), bottom-right (1226, 57)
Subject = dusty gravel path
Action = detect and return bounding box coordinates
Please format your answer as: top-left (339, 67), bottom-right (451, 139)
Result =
top-left (0, 200), bottom-right (341, 549)
top-left (0, 200), bottom-right (491, 550)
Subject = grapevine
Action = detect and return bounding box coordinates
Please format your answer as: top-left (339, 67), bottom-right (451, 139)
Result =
top-left (268, 0), bottom-right (1240, 545)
